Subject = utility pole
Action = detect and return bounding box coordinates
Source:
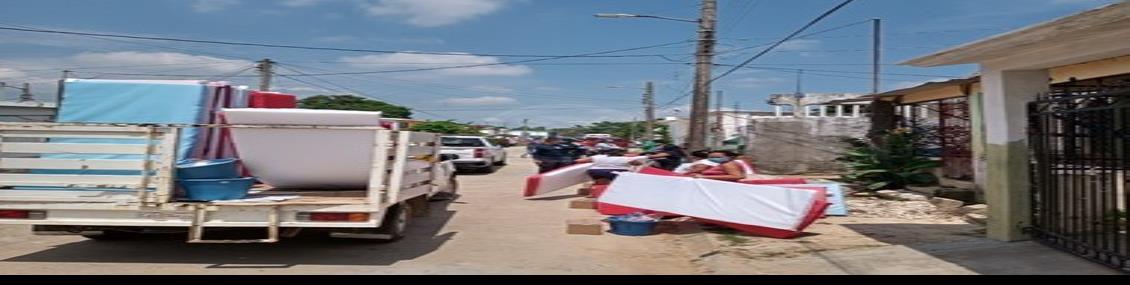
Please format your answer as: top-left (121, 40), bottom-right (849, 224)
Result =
top-left (643, 81), bottom-right (656, 141)
top-left (733, 102), bottom-right (742, 149)
top-left (872, 18), bottom-right (882, 94)
top-left (630, 117), bottom-right (638, 142)
top-left (257, 58), bottom-right (275, 92)
top-left (1, 82), bottom-right (32, 102)
top-left (687, 0), bottom-right (718, 150)
top-left (55, 70), bottom-right (72, 115)
top-left (19, 83), bottom-right (31, 102)
top-left (714, 90), bottom-right (724, 148)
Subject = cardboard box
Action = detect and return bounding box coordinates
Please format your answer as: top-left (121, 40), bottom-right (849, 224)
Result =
top-left (577, 187), bottom-right (592, 196)
top-left (566, 219), bottom-right (604, 235)
top-left (569, 198), bottom-right (598, 209)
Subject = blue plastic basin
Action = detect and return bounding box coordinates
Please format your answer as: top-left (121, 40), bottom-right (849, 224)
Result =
top-left (179, 177), bottom-right (255, 201)
top-left (177, 159), bottom-right (239, 180)
top-left (605, 216), bottom-right (659, 236)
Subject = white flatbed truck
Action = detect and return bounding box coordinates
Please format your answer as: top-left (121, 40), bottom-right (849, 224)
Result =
top-left (0, 123), bottom-right (458, 243)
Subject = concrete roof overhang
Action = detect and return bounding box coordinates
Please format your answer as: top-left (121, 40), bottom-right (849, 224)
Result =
top-left (904, 2), bottom-right (1130, 70)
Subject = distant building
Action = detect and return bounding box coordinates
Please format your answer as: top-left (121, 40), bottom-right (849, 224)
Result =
top-left (767, 93), bottom-right (871, 118)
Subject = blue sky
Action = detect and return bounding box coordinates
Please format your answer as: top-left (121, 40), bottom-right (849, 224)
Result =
top-left (0, 0), bottom-right (1117, 127)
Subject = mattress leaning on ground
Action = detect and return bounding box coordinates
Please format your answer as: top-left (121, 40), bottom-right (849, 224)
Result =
top-left (598, 172), bottom-right (828, 239)
top-left (523, 163), bottom-right (594, 197)
top-left (222, 108), bottom-right (384, 189)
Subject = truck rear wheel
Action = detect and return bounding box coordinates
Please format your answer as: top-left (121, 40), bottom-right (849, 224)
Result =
top-left (374, 203), bottom-right (411, 242)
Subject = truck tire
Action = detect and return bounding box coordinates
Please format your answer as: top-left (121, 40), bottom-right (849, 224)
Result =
top-left (374, 203), bottom-right (411, 242)
top-left (494, 155), bottom-right (507, 166)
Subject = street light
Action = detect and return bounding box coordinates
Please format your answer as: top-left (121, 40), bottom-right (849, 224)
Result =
top-left (595, 0), bottom-right (716, 150)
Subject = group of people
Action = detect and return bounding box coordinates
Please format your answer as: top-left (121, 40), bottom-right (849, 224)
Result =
top-left (528, 137), bottom-right (766, 186)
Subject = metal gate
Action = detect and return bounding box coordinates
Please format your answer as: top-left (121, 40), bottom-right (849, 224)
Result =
top-left (1027, 86), bottom-right (1130, 271)
top-left (939, 98), bottom-right (974, 180)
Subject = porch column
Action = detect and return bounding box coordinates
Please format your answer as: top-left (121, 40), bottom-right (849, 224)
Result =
top-left (774, 105), bottom-right (783, 117)
top-left (852, 105), bottom-right (862, 117)
top-left (818, 105), bottom-right (828, 117)
top-left (970, 91), bottom-right (988, 204)
top-left (836, 105), bottom-right (845, 117)
top-left (920, 105), bottom-right (931, 119)
top-left (980, 68), bottom-right (1049, 242)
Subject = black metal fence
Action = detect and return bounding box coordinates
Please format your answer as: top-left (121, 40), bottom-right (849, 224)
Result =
top-left (1027, 87), bottom-right (1130, 271)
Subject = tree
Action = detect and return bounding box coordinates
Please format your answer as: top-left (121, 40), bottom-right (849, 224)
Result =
top-left (550, 121), bottom-right (665, 140)
top-left (299, 95), bottom-right (413, 119)
top-left (409, 120), bottom-right (482, 135)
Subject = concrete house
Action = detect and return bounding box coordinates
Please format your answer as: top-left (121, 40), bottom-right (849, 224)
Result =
top-left (871, 76), bottom-right (982, 187)
top-left (905, 1), bottom-right (1130, 269)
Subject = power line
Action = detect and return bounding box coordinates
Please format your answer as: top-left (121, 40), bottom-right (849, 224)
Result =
top-left (723, 0), bottom-right (760, 33)
top-left (712, 0), bottom-right (857, 83)
top-left (0, 25), bottom-right (695, 59)
top-left (715, 18), bottom-right (871, 56)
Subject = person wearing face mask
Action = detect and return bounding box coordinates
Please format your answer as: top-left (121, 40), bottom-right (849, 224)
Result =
top-left (692, 151), bottom-right (756, 182)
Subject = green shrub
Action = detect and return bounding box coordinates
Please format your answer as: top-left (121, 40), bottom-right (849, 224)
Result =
top-left (838, 129), bottom-right (940, 191)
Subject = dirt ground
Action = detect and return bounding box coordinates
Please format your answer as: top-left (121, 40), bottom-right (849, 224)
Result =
top-left (700, 196), bottom-right (982, 261)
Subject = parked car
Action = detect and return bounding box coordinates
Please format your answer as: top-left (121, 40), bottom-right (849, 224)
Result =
top-left (440, 136), bottom-right (508, 173)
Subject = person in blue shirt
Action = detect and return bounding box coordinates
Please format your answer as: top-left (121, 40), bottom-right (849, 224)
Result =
top-left (532, 137), bottom-right (578, 173)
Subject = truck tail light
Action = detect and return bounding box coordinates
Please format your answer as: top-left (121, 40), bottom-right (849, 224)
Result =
top-left (297, 212), bottom-right (370, 222)
top-left (474, 148), bottom-right (486, 158)
top-left (0, 210), bottom-right (45, 220)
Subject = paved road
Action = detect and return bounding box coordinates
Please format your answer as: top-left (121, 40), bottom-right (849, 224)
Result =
top-left (0, 148), bottom-right (698, 275)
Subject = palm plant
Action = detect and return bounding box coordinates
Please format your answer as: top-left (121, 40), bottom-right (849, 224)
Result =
top-left (838, 129), bottom-right (941, 191)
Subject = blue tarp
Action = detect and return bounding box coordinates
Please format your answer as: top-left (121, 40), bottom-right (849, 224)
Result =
top-left (823, 184), bottom-right (848, 216)
top-left (56, 80), bottom-right (210, 161)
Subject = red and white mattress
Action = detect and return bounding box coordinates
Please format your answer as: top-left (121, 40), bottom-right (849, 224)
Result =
top-left (598, 172), bottom-right (828, 239)
top-left (523, 163), bottom-right (593, 197)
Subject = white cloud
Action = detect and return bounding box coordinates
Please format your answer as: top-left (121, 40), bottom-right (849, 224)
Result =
top-left (467, 85), bottom-right (515, 94)
top-left (340, 53), bottom-right (532, 77)
top-left (70, 52), bottom-right (253, 74)
top-left (534, 86), bottom-right (562, 92)
top-left (191, 0), bottom-right (241, 13)
top-left (442, 96), bottom-right (517, 106)
top-left (365, 0), bottom-right (511, 27)
top-left (0, 68), bottom-right (28, 79)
